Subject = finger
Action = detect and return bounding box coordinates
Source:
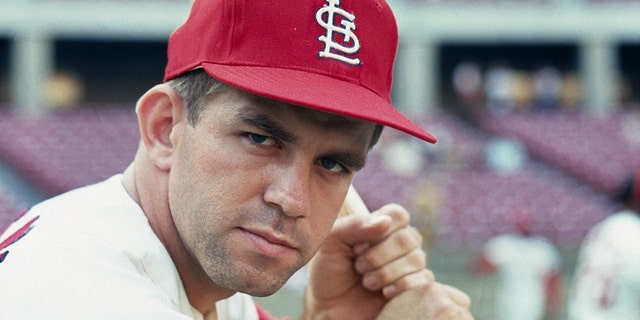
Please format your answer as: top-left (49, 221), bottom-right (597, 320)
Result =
top-left (369, 203), bottom-right (411, 235)
top-left (377, 281), bottom-right (475, 320)
top-left (359, 247), bottom-right (427, 291)
top-left (334, 185), bottom-right (391, 247)
top-left (436, 306), bottom-right (475, 320)
top-left (354, 225), bottom-right (423, 272)
top-left (329, 213), bottom-right (393, 249)
top-left (336, 204), bottom-right (413, 256)
top-left (382, 268), bottom-right (435, 299)
top-left (343, 204), bottom-right (413, 249)
top-left (443, 284), bottom-right (472, 309)
top-left (422, 283), bottom-right (474, 320)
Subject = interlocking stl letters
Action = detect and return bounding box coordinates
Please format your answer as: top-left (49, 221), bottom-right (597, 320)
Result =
top-left (315, 0), bottom-right (361, 65)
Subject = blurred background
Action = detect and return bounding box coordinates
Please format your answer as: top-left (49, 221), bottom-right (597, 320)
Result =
top-left (1, 0), bottom-right (640, 319)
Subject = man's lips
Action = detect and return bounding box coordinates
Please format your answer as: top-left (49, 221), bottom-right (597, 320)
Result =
top-left (239, 228), bottom-right (298, 258)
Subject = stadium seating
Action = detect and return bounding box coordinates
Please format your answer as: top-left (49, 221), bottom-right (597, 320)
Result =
top-left (354, 111), bottom-right (619, 249)
top-left (480, 111), bottom-right (640, 194)
top-left (0, 107), bottom-right (139, 196)
top-left (0, 191), bottom-right (22, 231)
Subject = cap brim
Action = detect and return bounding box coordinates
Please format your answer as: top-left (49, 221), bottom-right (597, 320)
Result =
top-left (201, 63), bottom-right (437, 144)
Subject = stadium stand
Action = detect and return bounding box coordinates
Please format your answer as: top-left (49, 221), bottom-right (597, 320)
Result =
top-left (480, 110), bottom-right (640, 194)
top-left (0, 189), bottom-right (23, 232)
top-left (353, 111), bottom-right (619, 249)
top-left (0, 107), bottom-right (139, 197)
top-left (430, 164), bottom-right (615, 249)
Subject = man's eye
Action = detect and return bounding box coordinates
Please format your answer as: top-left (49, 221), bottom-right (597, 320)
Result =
top-left (248, 133), bottom-right (277, 146)
top-left (320, 157), bottom-right (344, 173)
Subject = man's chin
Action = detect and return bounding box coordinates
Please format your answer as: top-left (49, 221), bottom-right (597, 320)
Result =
top-left (237, 278), bottom-right (290, 297)
top-left (224, 267), bottom-right (296, 297)
top-left (210, 257), bottom-right (305, 297)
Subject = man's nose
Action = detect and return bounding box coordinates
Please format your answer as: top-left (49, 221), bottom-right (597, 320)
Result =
top-left (263, 162), bottom-right (311, 218)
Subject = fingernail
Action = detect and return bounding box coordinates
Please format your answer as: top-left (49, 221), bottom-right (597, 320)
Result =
top-left (366, 215), bottom-right (389, 227)
top-left (383, 285), bottom-right (397, 298)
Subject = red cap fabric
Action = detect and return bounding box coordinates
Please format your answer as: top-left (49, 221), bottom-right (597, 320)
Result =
top-left (164, 0), bottom-right (436, 143)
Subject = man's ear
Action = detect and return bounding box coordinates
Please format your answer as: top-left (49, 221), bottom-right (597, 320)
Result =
top-left (135, 84), bottom-right (187, 171)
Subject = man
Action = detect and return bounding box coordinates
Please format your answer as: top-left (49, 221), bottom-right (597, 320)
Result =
top-left (568, 170), bottom-right (640, 319)
top-left (472, 210), bottom-right (562, 320)
top-left (0, 0), bottom-right (473, 319)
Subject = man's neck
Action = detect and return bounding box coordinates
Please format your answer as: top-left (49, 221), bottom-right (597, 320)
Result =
top-left (122, 161), bottom-right (236, 317)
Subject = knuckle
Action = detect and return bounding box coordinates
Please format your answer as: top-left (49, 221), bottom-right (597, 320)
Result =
top-left (410, 226), bottom-right (424, 244)
top-left (410, 249), bottom-right (427, 267)
top-left (396, 280), bottom-right (473, 319)
top-left (420, 269), bottom-right (436, 282)
top-left (380, 203), bottom-right (410, 224)
top-left (429, 283), bottom-right (473, 319)
top-left (356, 253), bottom-right (378, 270)
top-left (394, 270), bottom-right (430, 291)
top-left (376, 257), bottom-right (428, 287)
top-left (393, 228), bottom-right (420, 249)
top-left (436, 306), bottom-right (472, 320)
top-left (422, 268), bottom-right (436, 282)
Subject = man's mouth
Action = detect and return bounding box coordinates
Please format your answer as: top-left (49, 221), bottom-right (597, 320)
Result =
top-left (238, 228), bottom-right (297, 258)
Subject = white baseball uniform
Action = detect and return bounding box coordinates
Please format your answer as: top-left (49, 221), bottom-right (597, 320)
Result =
top-left (568, 210), bottom-right (640, 320)
top-left (482, 232), bottom-right (562, 320)
top-left (0, 175), bottom-right (259, 320)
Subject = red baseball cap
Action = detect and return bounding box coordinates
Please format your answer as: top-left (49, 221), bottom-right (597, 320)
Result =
top-left (164, 0), bottom-right (436, 143)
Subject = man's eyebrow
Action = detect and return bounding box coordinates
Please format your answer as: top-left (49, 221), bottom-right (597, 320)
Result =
top-left (239, 112), bottom-right (297, 143)
top-left (238, 107), bottom-right (368, 171)
top-left (330, 152), bottom-right (367, 172)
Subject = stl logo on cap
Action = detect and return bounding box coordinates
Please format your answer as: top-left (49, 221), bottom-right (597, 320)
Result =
top-left (315, 0), bottom-right (361, 65)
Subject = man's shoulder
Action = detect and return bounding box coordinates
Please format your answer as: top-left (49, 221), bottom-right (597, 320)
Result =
top-left (29, 174), bottom-right (129, 216)
top-left (0, 175), bottom-right (139, 260)
top-left (3, 175), bottom-right (145, 250)
top-left (0, 175), bottom-right (194, 319)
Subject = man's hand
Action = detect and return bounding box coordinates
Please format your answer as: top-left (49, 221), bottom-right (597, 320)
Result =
top-left (303, 204), bottom-right (473, 320)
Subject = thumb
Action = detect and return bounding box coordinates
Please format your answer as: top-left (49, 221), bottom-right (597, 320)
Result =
top-left (327, 185), bottom-right (393, 249)
top-left (326, 213), bottom-right (393, 250)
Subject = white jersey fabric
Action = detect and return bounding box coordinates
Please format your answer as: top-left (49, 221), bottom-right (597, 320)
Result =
top-left (568, 210), bottom-right (640, 320)
top-left (0, 175), bottom-right (258, 320)
top-left (482, 233), bottom-right (562, 320)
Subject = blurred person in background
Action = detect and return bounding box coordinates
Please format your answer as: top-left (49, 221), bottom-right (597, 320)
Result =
top-left (0, 0), bottom-right (473, 319)
top-left (472, 209), bottom-right (563, 320)
top-left (451, 60), bottom-right (484, 123)
top-left (410, 180), bottom-right (443, 250)
top-left (567, 169), bottom-right (640, 319)
top-left (484, 60), bottom-right (516, 116)
top-left (511, 70), bottom-right (534, 112)
top-left (532, 65), bottom-right (562, 113)
top-left (560, 72), bottom-right (582, 110)
top-left (45, 70), bottom-right (84, 110)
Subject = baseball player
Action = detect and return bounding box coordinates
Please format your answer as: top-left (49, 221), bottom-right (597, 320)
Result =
top-left (568, 171), bottom-right (640, 319)
top-left (0, 0), bottom-right (473, 319)
top-left (473, 209), bottom-right (563, 320)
